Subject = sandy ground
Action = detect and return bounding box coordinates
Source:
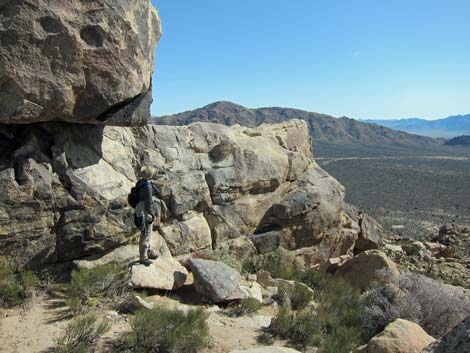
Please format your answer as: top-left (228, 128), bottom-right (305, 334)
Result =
top-left (0, 292), bottom-right (277, 353)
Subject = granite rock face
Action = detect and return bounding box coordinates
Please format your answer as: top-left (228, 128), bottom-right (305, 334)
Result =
top-left (0, 120), bottom-right (366, 269)
top-left (0, 0), bottom-right (161, 125)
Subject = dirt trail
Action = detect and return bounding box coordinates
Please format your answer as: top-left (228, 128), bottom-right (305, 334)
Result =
top-left (0, 296), bottom-right (70, 353)
top-left (0, 293), bottom-right (276, 353)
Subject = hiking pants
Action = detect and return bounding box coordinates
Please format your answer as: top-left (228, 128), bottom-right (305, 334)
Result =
top-left (136, 201), bottom-right (154, 262)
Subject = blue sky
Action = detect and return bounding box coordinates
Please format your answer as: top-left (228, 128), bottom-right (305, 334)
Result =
top-left (150, 0), bottom-right (470, 120)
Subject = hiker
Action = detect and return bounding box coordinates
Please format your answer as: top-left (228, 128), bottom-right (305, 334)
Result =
top-left (128, 167), bottom-right (167, 265)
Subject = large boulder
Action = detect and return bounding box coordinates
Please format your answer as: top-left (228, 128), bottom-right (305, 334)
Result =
top-left (0, 0), bottom-right (161, 125)
top-left (355, 319), bottom-right (435, 353)
top-left (335, 250), bottom-right (400, 291)
top-left (188, 259), bottom-right (243, 303)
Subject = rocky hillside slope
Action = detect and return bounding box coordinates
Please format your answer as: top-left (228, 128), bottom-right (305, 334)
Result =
top-left (445, 135), bottom-right (470, 147)
top-left (154, 101), bottom-right (456, 157)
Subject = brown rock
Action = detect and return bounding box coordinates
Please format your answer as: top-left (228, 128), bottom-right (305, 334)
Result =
top-left (336, 250), bottom-right (400, 291)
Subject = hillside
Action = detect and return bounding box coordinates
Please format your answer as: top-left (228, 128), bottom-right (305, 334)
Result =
top-left (366, 114), bottom-right (470, 138)
top-left (445, 135), bottom-right (470, 146)
top-left (154, 101), bottom-right (456, 157)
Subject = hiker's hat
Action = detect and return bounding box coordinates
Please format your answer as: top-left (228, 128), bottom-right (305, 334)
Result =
top-left (140, 166), bottom-right (157, 180)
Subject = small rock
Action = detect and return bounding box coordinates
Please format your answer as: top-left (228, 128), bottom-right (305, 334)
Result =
top-left (384, 244), bottom-right (404, 254)
top-left (122, 295), bottom-right (154, 313)
top-left (240, 281), bottom-right (263, 302)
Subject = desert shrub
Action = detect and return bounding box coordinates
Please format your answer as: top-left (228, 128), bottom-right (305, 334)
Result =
top-left (268, 306), bottom-right (296, 339)
top-left (242, 247), bottom-right (304, 280)
top-left (401, 240), bottom-right (421, 256)
top-left (53, 314), bottom-right (109, 353)
top-left (228, 297), bottom-right (262, 316)
top-left (361, 272), bottom-right (470, 339)
top-left (0, 267), bottom-right (39, 307)
top-left (274, 282), bottom-right (313, 310)
top-left (266, 270), bottom-right (364, 352)
top-left (64, 264), bottom-right (129, 313)
top-left (360, 282), bottom-right (421, 340)
top-left (399, 272), bottom-right (470, 337)
top-left (289, 309), bottom-right (323, 348)
top-left (289, 283), bottom-right (314, 310)
top-left (126, 306), bottom-right (211, 353)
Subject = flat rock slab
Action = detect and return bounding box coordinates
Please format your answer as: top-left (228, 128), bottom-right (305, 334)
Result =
top-left (188, 258), bottom-right (243, 303)
top-left (130, 257), bottom-right (188, 290)
top-left (74, 244), bottom-right (139, 270)
top-left (229, 347), bottom-right (302, 353)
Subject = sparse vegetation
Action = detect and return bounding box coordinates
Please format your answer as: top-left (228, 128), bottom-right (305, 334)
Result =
top-left (227, 297), bottom-right (262, 316)
top-left (0, 267), bottom-right (38, 307)
top-left (63, 264), bottom-right (129, 314)
top-left (126, 306), bottom-right (211, 353)
top-left (361, 272), bottom-right (470, 339)
top-left (242, 247), bottom-right (304, 280)
top-left (261, 264), bottom-right (364, 352)
top-left (53, 314), bottom-right (110, 353)
top-left (194, 249), bottom-right (244, 273)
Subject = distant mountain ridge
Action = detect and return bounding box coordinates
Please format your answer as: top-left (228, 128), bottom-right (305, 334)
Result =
top-left (445, 135), bottom-right (470, 146)
top-left (153, 101), bottom-right (464, 157)
top-left (365, 114), bottom-right (470, 138)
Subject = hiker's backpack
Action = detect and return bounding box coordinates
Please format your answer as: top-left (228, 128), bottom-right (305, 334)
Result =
top-left (127, 186), bottom-right (139, 208)
top-left (127, 180), bottom-right (162, 208)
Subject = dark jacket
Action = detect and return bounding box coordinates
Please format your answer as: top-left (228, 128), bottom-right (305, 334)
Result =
top-left (135, 179), bottom-right (161, 216)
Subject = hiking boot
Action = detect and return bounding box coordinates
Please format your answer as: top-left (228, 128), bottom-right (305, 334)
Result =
top-left (140, 259), bottom-right (152, 266)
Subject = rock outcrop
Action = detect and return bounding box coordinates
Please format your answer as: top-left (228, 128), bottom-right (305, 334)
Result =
top-left (355, 319), bottom-right (435, 353)
top-left (0, 119), bottom-right (365, 270)
top-left (0, 0), bottom-right (161, 125)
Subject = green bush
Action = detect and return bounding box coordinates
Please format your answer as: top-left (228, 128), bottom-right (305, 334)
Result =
top-left (242, 247), bottom-right (304, 280)
top-left (64, 264), bottom-right (129, 313)
top-left (265, 269), bottom-right (365, 352)
top-left (228, 297), bottom-right (262, 316)
top-left (53, 314), bottom-right (110, 353)
top-left (0, 267), bottom-right (38, 307)
top-left (126, 306), bottom-right (211, 353)
top-left (289, 283), bottom-right (314, 310)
